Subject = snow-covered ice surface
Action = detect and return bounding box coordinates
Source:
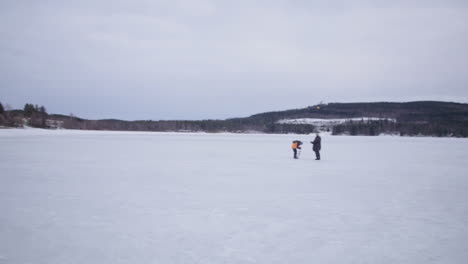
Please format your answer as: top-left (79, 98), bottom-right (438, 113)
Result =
top-left (1, 129), bottom-right (467, 264)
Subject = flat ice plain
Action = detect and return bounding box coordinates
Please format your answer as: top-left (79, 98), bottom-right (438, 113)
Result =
top-left (1, 129), bottom-right (467, 264)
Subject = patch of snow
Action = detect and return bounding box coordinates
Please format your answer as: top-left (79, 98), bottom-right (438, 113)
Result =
top-left (277, 117), bottom-right (396, 126)
top-left (0, 130), bottom-right (467, 263)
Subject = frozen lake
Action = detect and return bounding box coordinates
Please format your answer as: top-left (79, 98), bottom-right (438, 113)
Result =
top-left (1, 129), bottom-right (467, 264)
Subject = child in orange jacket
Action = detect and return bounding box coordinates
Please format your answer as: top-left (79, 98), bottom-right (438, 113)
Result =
top-left (292, 140), bottom-right (302, 159)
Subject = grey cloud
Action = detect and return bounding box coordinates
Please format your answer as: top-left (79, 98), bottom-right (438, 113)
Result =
top-left (1, 0), bottom-right (467, 120)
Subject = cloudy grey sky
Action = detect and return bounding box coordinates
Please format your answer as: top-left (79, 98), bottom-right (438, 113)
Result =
top-left (1, 0), bottom-right (467, 120)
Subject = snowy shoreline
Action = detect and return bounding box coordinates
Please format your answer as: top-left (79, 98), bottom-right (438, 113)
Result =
top-left (1, 127), bottom-right (466, 139)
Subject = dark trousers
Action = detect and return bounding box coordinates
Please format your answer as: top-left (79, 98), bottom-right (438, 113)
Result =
top-left (293, 149), bottom-right (298, 159)
top-left (314, 150), bottom-right (320, 160)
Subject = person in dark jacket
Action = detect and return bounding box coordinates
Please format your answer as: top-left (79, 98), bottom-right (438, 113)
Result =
top-left (311, 133), bottom-right (321, 160)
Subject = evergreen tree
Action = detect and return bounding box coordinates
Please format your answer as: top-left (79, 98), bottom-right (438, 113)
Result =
top-left (39, 105), bottom-right (48, 127)
top-left (24, 103), bottom-right (35, 117)
top-left (39, 106), bottom-right (47, 115)
top-left (0, 102), bottom-right (4, 114)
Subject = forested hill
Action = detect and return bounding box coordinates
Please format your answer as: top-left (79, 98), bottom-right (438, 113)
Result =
top-left (246, 101), bottom-right (467, 121)
top-left (229, 101), bottom-right (468, 136)
top-left (1, 101), bottom-right (467, 137)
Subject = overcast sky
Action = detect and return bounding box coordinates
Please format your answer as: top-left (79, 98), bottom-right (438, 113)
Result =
top-left (1, 0), bottom-right (467, 120)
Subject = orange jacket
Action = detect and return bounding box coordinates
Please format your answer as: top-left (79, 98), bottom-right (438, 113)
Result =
top-left (292, 142), bottom-right (299, 149)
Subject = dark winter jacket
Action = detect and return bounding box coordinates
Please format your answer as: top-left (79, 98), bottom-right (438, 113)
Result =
top-left (311, 136), bottom-right (321, 151)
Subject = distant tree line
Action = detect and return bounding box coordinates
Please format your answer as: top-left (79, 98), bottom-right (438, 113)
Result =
top-left (0, 101), bottom-right (16, 127)
top-left (53, 115), bottom-right (317, 134)
top-left (0, 102), bottom-right (49, 128)
top-left (0, 102), bottom-right (5, 126)
top-left (331, 119), bottom-right (467, 137)
top-left (23, 103), bottom-right (49, 127)
top-left (1, 101), bottom-right (467, 137)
